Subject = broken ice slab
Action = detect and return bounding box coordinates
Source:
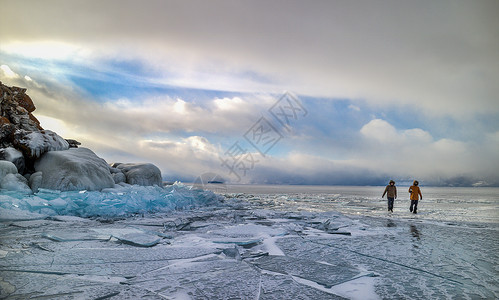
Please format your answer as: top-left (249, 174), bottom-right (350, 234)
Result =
top-left (113, 233), bottom-right (161, 247)
top-left (250, 255), bottom-right (359, 288)
top-left (162, 218), bottom-right (216, 231)
top-left (125, 258), bottom-right (262, 299)
top-left (91, 227), bottom-right (165, 247)
top-left (127, 226), bottom-right (173, 239)
top-left (221, 246), bottom-right (241, 260)
top-left (240, 250), bottom-right (269, 259)
top-left (213, 238), bottom-right (263, 247)
top-left (327, 231), bottom-right (351, 236)
top-left (8, 219), bottom-right (52, 228)
top-left (309, 218), bottom-right (351, 233)
top-left (45, 215), bottom-right (92, 222)
top-left (1, 271), bottom-right (126, 300)
top-left (41, 226), bottom-right (168, 247)
top-left (1, 246), bottom-right (218, 279)
top-left (210, 224), bottom-right (288, 238)
top-left (30, 242), bottom-right (54, 252)
top-left (0, 207), bottom-right (46, 222)
top-left (42, 232), bottom-right (111, 242)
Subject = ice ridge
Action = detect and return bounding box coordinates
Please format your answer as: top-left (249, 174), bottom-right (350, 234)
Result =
top-left (0, 182), bottom-right (221, 220)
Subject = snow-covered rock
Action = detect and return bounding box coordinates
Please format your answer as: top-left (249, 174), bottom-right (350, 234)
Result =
top-left (0, 147), bottom-right (25, 173)
top-left (112, 172), bottom-right (126, 184)
top-left (0, 160), bottom-right (18, 181)
top-left (115, 163), bottom-right (163, 186)
top-left (14, 130), bottom-right (69, 159)
top-left (0, 173), bottom-right (31, 193)
top-left (34, 147), bottom-right (115, 191)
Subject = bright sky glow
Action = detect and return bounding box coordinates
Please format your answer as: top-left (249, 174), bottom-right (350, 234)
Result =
top-left (1, 65), bottom-right (18, 78)
top-left (2, 41), bottom-right (83, 61)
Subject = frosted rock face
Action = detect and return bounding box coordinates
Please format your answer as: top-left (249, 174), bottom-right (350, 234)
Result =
top-left (0, 147), bottom-right (25, 173)
top-left (0, 173), bottom-right (31, 193)
top-left (115, 163), bottom-right (162, 186)
top-left (0, 160), bottom-right (18, 180)
top-left (14, 129), bottom-right (69, 159)
top-left (0, 83), bottom-right (42, 148)
top-left (34, 147), bottom-right (115, 191)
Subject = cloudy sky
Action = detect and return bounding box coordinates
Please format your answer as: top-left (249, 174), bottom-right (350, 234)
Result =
top-left (1, 0), bottom-right (498, 186)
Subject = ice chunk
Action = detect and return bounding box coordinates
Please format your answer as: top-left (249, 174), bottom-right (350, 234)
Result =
top-left (34, 147), bottom-right (115, 191)
top-left (0, 173), bottom-right (32, 193)
top-left (113, 233), bottom-right (161, 247)
top-left (0, 160), bottom-right (17, 180)
top-left (91, 227), bottom-right (163, 247)
top-left (211, 224), bottom-right (288, 237)
top-left (15, 129), bottom-right (69, 158)
top-left (42, 232), bottom-right (111, 242)
top-left (114, 163), bottom-right (162, 186)
top-left (47, 215), bottom-right (92, 222)
top-left (222, 246), bottom-right (242, 259)
top-left (213, 238), bottom-right (263, 247)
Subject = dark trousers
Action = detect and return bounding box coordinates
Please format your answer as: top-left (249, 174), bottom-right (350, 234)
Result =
top-left (410, 200), bottom-right (418, 213)
top-left (387, 197), bottom-right (394, 211)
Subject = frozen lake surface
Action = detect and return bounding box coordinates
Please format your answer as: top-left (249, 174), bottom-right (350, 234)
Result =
top-left (0, 184), bottom-right (498, 299)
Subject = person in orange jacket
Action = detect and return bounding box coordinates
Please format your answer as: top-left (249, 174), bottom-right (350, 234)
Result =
top-left (382, 180), bottom-right (397, 212)
top-left (409, 180), bottom-right (423, 214)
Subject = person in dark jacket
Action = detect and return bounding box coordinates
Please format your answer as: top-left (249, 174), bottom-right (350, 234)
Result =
top-left (382, 180), bottom-right (397, 212)
top-left (409, 180), bottom-right (423, 214)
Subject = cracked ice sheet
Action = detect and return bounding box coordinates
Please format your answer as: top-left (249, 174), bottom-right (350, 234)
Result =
top-left (251, 255), bottom-right (359, 288)
top-left (126, 257), bottom-right (263, 299)
top-left (208, 223), bottom-right (288, 254)
top-left (292, 273), bottom-right (380, 300)
top-left (0, 203), bottom-right (382, 299)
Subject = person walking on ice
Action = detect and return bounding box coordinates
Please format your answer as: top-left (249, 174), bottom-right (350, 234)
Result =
top-left (382, 180), bottom-right (397, 212)
top-left (409, 180), bottom-right (423, 214)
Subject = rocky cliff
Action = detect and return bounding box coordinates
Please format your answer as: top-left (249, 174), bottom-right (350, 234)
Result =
top-left (0, 81), bottom-right (162, 192)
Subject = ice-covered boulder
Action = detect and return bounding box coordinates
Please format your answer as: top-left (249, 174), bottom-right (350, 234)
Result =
top-left (0, 160), bottom-right (18, 179)
top-left (112, 172), bottom-right (126, 184)
top-left (34, 147), bottom-right (115, 191)
top-left (0, 173), bottom-right (31, 193)
top-left (109, 167), bottom-right (126, 184)
top-left (14, 129), bottom-right (69, 159)
top-left (0, 147), bottom-right (25, 173)
top-left (28, 171), bottom-right (43, 192)
top-left (114, 163), bottom-right (163, 186)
